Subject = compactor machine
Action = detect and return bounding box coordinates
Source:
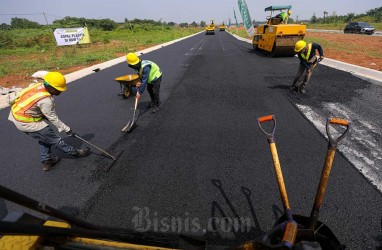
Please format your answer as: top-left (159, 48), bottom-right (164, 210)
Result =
top-left (252, 5), bottom-right (306, 57)
top-left (219, 22), bottom-right (227, 31)
top-left (205, 20), bottom-right (215, 35)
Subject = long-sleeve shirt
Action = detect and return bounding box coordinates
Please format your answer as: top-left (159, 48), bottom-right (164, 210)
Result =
top-left (298, 43), bottom-right (324, 70)
top-left (137, 64), bottom-right (151, 94)
top-left (8, 96), bottom-right (71, 133)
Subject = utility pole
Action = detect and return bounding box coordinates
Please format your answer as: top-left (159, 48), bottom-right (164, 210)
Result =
top-left (43, 12), bottom-right (48, 25)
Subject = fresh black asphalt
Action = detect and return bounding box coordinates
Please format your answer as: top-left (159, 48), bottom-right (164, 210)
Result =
top-left (1, 31), bottom-right (381, 249)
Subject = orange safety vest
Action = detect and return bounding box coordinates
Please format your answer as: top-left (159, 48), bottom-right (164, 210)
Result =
top-left (11, 83), bottom-right (51, 122)
top-left (300, 43), bottom-right (312, 61)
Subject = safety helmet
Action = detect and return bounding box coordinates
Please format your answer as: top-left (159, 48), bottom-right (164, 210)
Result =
top-left (287, 10), bottom-right (292, 15)
top-left (126, 53), bottom-right (140, 65)
top-left (294, 40), bottom-right (307, 53)
top-left (43, 72), bottom-right (67, 92)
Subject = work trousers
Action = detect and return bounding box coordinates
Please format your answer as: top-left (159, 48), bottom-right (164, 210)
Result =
top-left (292, 57), bottom-right (317, 89)
top-left (292, 64), bottom-right (312, 89)
top-left (147, 76), bottom-right (162, 106)
top-left (25, 125), bottom-right (78, 162)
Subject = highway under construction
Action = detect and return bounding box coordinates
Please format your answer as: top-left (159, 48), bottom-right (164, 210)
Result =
top-left (1, 31), bottom-right (382, 249)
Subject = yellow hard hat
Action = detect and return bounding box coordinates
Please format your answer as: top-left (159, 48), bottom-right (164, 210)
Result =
top-left (287, 10), bottom-right (292, 15)
top-left (43, 72), bottom-right (67, 92)
top-left (126, 53), bottom-right (140, 65)
top-left (294, 40), bottom-right (307, 53)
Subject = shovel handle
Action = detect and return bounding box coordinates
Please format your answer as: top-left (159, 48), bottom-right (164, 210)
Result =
top-left (326, 117), bottom-right (350, 148)
top-left (134, 96), bottom-right (139, 110)
top-left (257, 115), bottom-right (276, 142)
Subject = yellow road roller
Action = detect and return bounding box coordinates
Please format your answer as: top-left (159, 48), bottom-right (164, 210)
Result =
top-left (219, 22), bottom-right (227, 31)
top-left (205, 20), bottom-right (215, 35)
top-left (252, 5), bottom-right (306, 57)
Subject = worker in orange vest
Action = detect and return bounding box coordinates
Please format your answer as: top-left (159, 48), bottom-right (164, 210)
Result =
top-left (8, 72), bottom-right (90, 171)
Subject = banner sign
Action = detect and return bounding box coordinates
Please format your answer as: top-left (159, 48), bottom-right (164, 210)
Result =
top-left (233, 8), bottom-right (238, 27)
top-left (53, 27), bottom-right (90, 46)
top-left (238, 0), bottom-right (254, 36)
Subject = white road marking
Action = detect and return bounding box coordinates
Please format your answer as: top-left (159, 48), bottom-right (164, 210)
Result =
top-left (296, 103), bottom-right (382, 193)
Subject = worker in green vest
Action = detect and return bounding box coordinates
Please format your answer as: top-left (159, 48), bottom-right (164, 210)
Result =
top-left (275, 10), bottom-right (292, 24)
top-left (126, 53), bottom-right (163, 113)
top-left (291, 40), bottom-right (325, 93)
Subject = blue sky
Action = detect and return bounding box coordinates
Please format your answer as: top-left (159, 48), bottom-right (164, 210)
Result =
top-left (0, 0), bottom-right (381, 25)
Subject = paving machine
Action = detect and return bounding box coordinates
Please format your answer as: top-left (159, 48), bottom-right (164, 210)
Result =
top-left (205, 20), bottom-right (215, 35)
top-left (252, 5), bottom-right (306, 57)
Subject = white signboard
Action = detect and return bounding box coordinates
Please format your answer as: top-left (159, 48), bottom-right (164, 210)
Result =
top-left (53, 27), bottom-right (90, 46)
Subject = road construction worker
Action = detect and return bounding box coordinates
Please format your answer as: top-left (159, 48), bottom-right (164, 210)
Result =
top-left (291, 40), bottom-right (324, 93)
top-left (275, 10), bottom-right (292, 24)
top-left (8, 72), bottom-right (90, 171)
top-left (126, 53), bottom-right (163, 113)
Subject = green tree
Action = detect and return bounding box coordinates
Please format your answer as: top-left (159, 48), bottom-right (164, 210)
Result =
top-left (10, 17), bottom-right (40, 29)
top-left (345, 13), bottom-right (355, 22)
top-left (0, 23), bottom-right (12, 30)
top-left (200, 21), bottom-right (206, 27)
top-left (310, 13), bottom-right (317, 23)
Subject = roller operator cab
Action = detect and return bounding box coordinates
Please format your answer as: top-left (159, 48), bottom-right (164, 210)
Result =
top-left (205, 20), bottom-right (215, 35)
top-left (252, 5), bottom-right (306, 57)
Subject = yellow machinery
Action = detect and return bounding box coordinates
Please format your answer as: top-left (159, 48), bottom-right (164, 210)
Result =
top-left (205, 20), bottom-right (215, 35)
top-left (219, 22), bottom-right (227, 31)
top-left (252, 5), bottom-right (306, 57)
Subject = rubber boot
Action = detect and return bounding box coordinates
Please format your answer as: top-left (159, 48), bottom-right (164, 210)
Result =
top-left (76, 147), bottom-right (90, 157)
top-left (42, 156), bottom-right (61, 171)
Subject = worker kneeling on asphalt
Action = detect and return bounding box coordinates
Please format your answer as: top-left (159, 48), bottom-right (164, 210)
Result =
top-left (126, 53), bottom-right (163, 113)
top-left (291, 40), bottom-right (324, 93)
top-left (8, 72), bottom-right (90, 171)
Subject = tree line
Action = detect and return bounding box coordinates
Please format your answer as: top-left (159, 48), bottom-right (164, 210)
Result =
top-left (0, 17), bottom-right (202, 31)
top-left (307, 6), bottom-right (382, 23)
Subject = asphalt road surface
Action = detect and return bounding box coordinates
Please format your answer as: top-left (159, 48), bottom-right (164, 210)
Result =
top-left (1, 31), bottom-right (382, 249)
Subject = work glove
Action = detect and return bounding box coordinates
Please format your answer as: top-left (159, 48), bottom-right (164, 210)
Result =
top-left (66, 129), bottom-right (76, 137)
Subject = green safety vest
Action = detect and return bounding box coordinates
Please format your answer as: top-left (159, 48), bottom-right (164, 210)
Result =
top-left (279, 12), bottom-right (287, 21)
top-left (139, 60), bottom-right (162, 84)
top-left (300, 43), bottom-right (312, 61)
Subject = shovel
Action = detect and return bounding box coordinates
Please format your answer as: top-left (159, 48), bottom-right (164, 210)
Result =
top-left (74, 134), bottom-right (123, 172)
top-left (257, 115), bottom-right (297, 248)
top-left (308, 117), bottom-right (350, 230)
top-left (122, 97), bottom-right (139, 133)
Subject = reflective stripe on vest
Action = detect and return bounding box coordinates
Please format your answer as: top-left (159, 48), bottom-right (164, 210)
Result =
top-left (11, 83), bottom-right (51, 122)
top-left (300, 43), bottom-right (312, 61)
top-left (139, 60), bottom-right (162, 84)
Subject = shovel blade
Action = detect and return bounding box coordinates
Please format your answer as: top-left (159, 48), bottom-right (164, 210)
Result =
top-left (122, 110), bottom-right (139, 133)
top-left (121, 121), bottom-right (132, 132)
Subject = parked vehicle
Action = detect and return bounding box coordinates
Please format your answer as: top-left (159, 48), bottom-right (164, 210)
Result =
top-left (344, 22), bottom-right (375, 35)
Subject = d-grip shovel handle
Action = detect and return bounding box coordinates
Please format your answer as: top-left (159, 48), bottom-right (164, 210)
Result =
top-left (326, 118), bottom-right (350, 149)
top-left (257, 115), bottom-right (276, 143)
top-left (309, 117), bottom-right (350, 230)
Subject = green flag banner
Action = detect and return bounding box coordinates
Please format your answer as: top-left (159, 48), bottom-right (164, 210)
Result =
top-left (237, 0), bottom-right (254, 36)
top-left (233, 8), bottom-right (238, 27)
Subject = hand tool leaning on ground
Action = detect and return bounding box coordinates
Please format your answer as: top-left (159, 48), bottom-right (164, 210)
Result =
top-left (122, 96), bottom-right (139, 133)
top-left (308, 117), bottom-right (350, 231)
top-left (257, 115), bottom-right (298, 249)
top-left (73, 134), bottom-right (123, 172)
top-left (251, 115), bottom-right (348, 249)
